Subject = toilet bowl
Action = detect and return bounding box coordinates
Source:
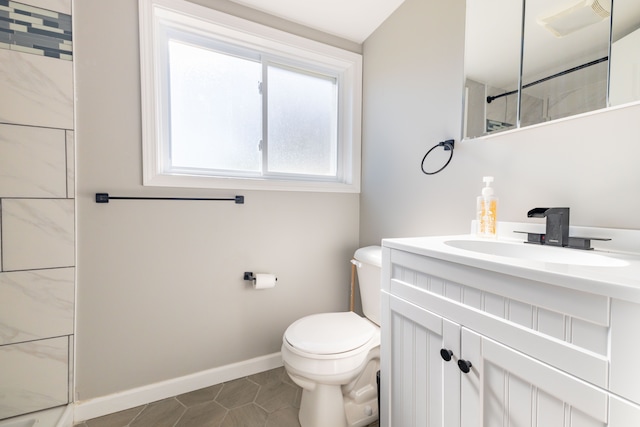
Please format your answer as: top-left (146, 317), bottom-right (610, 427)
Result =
top-left (281, 246), bottom-right (382, 427)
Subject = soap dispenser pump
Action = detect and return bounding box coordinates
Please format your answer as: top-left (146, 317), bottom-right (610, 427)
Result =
top-left (477, 176), bottom-right (498, 237)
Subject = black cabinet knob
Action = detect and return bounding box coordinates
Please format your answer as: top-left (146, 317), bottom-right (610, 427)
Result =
top-left (458, 359), bottom-right (472, 373)
top-left (440, 349), bottom-right (453, 362)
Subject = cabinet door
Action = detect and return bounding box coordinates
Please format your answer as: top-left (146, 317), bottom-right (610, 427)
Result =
top-left (460, 328), bottom-right (608, 427)
top-left (610, 299), bottom-right (640, 405)
top-left (609, 395), bottom-right (640, 427)
top-left (381, 292), bottom-right (460, 427)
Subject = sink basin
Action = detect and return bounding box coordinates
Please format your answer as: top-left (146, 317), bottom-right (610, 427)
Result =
top-left (444, 239), bottom-right (629, 267)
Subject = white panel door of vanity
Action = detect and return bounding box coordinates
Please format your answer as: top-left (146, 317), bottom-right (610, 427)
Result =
top-left (382, 293), bottom-right (460, 427)
top-left (460, 328), bottom-right (608, 427)
top-left (382, 292), bottom-right (609, 427)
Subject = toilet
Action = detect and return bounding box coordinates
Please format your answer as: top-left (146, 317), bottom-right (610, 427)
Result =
top-left (281, 246), bottom-right (382, 427)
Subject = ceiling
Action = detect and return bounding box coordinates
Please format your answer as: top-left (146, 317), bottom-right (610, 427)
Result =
top-left (226, 0), bottom-right (640, 90)
top-left (228, 0), bottom-right (406, 43)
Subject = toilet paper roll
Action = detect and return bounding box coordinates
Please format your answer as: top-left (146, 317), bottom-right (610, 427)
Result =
top-left (254, 273), bottom-right (277, 290)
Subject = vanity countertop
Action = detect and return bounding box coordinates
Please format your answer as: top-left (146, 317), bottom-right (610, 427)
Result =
top-left (383, 229), bottom-right (640, 304)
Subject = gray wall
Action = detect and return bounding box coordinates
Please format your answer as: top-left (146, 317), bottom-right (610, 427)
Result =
top-left (74, 0), bottom-right (640, 403)
top-left (361, 0), bottom-right (640, 246)
top-left (74, 0), bottom-right (359, 400)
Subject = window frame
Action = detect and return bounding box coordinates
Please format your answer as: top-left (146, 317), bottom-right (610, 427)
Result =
top-left (139, 0), bottom-right (362, 193)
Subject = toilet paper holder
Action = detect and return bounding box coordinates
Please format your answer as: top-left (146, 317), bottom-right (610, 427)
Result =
top-left (243, 272), bottom-right (277, 289)
top-left (243, 272), bottom-right (277, 282)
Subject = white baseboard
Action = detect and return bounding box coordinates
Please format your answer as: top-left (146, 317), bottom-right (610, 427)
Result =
top-left (73, 352), bottom-right (283, 423)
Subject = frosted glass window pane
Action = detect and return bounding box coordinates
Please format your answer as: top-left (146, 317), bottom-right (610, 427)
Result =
top-left (267, 65), bottom-right (337, 176)
top-left (168, 41), bottom-right (262, 172)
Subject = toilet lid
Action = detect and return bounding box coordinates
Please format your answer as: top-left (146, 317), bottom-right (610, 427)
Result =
top-left (285, 312), bottom-right (376, 355)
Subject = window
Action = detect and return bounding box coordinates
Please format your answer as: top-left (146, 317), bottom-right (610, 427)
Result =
top-left (139, 0), bottom-right (362, 192)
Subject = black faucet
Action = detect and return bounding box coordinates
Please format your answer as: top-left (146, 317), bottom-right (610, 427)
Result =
top-left (527, 207), bottom-right (570, 247)
top-left (520, 207), bottom-right (612, 250)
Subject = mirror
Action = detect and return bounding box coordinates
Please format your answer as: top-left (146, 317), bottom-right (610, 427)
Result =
top-left (463, 0), bottom-right (640, 140)
top-left (463, 0), bottom-right (523, 137)
top-left (610, 0), bottom-right (640, 105)
top-left (519, 0), bottom-right (610, 128)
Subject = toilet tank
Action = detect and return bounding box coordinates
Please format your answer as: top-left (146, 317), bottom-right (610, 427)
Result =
top-left (354, 246), bottom-right (382, 326)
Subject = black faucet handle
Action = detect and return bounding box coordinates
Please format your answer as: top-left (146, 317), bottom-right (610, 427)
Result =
top-left (567, 236), bottom-right (612, 250)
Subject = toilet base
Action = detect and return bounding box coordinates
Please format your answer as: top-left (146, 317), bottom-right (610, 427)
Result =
top-left (299, 383), bottom-right (348, 427)
top-left (343, 358), bottom-right (379, 427)
top-left (292, 358), bottom-right (379, 427)
top-left (297, 385), bottom-right (378, 427)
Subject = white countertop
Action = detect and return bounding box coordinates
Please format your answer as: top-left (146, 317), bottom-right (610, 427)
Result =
top-left (382, 223), bottom-right (640, 303)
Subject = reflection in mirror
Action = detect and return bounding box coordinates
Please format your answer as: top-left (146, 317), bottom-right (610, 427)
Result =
top-left (520, 0), bottom-right (611, 128)
top-left (610, 0), bottom-right (640, 106)
top-left (463, 0), bottom-right (523, 139)
top-left (463, 0), bottom-right (640, 140)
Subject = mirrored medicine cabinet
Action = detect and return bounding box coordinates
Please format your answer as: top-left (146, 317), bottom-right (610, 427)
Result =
top-left (463, 0), bottom-right (640, 140)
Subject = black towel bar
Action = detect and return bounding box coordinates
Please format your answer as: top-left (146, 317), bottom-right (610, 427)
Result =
top-left (95, 193), bottom-right (244, 204)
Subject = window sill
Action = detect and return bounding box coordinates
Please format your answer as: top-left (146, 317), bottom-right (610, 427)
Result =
top-left (144, 172), bottom-right (360, 193)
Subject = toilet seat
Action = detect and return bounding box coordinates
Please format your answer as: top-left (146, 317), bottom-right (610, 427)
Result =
top-left (285, 312), bottom-right (376, 355)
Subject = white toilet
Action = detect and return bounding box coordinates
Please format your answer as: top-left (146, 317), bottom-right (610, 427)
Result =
top-left (281, 246), bottom-right (382, 427)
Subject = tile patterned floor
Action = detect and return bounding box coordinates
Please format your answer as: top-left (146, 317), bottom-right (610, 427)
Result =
top-left (74, 367), bottom-right (380, 427)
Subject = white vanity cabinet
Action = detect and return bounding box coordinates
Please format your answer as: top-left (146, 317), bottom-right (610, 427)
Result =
top-left (380, 242), bottom-right (640, 427)
top-left (381, 291), bottom-right (461, 426)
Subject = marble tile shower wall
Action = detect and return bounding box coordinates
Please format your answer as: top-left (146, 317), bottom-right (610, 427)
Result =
top-left (0, 0), bottom-right (74, 421)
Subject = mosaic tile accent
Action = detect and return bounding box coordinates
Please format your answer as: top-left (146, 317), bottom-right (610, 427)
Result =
top-left (0, 0), bottom-right (72, 60)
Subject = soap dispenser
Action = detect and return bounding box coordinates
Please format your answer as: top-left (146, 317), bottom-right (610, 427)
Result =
top-left (477, 176), bottom-right (497, 238)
